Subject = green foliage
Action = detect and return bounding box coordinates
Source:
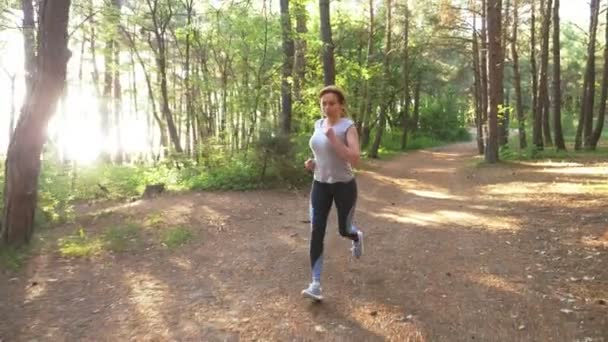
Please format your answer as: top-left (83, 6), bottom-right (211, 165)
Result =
top-left (0, 245), bottom-right (30, 271)
top-left (104, 223), bottom-right (141, 252)
top-left (501, 134), bottom-right (608, 161)
top-left (253, 128), bottom-right (310, 187)
top-left (418, 92), bottom-right (469, 142)
top-left (161, 226), bottom-right (193, 249)
top-left (57, 227), bottom-right (103, 258)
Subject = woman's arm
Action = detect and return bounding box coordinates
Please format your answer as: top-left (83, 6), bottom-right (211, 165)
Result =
top-left (326, 126), bottom-right (360, 165)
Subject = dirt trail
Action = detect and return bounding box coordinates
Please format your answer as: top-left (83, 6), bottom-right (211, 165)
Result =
top-left (1, 140), bottom-right (607, 341)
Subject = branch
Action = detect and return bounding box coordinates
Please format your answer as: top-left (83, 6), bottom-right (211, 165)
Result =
top-left (67, 9), bottom-right (103, 39)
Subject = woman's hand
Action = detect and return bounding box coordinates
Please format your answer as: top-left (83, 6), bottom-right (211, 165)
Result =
top-left (304, 158), bottom-right (316, 171)
top-left (324, 127), bottom-right (337, 143)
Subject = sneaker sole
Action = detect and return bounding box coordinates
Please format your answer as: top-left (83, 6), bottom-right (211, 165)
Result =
top-left (301, 290), bottom-right (323, 302)
top-left (353, 231), bottom-right (364, 259)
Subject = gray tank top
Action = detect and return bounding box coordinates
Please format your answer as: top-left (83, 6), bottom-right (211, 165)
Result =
top-left (309, 117), bottom-right (355, 183)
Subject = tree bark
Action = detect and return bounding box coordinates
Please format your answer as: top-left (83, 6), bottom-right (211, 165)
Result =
top-left (576, 0), bottom-right (599, 150)
top-left (590, 0), bottom-right (608, 149)
top-left (499, 0), bottom-right (509, 146)
top-left (293, 0), bottom-right (307, 101)
top-left (413, 72), bottom-right (421, 133)
top-left (480, 0), bottom-right (489, 124)
top-left (182, 0), bottom-right (194, 156)
top-left (552, 0), bottom-right (565, 150)
top-left (21, 0), bottom-right (36, 93)
top-left (369, 0), bottom-right (391, 159)
top-left (400, 2), bottom-right (410, 150)
top-left (531, 0), bottom-right (542, 149)
top-left (538, 0), bottom-right (553, 147)
top-left (511, 0), bottom-right (527, 149)
top-left (473, 9), bottom-right (485, 154)
top-left (147, 0), bottom-right (183, 153)
top-left (2, 0), bottom-right (72, 246)
top-left (280, 0), bottom-right (294, 135)
top-left (319, 0), bottom-right (336, 85)
top-left (359, 0), bottom-right (374, 148)
top-left (485, 0), bottom-right (502, 163)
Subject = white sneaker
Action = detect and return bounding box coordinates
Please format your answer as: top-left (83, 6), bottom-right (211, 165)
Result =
top-left (301, 282), bottom-right (323, 301)
top-left (351, 230), bottom-right (363, 259)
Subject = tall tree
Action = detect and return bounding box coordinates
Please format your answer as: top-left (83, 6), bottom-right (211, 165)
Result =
top-left (359, 0), bottom-right (375, 148)
top-left (473, 8), bottom-right (485, 154)
top-left (531, 0), bottom-right (542, 148)
top-left (480, 0), bottom-right (489, 124)
top-left (511, 0), bottom-right (526, 148)
top-left (146, 0), bottom-right (183, 153)
top-left (181, 0), bottom-right (195, 157)
top-left (552, 0), bottom-right (565, 150)
top-left (280, 0), bottom-right (294, 135)
top-left (537, 0), bottom-right (552, 147)
top-left (590, 0), bottom-right (608, 149)
top-left (293, 0), bottom-right (307, 101)
top-left (499, 0), bottom-right (510, 146)
top-left (369, 0), bottom-right (392, 159)
top-left (485, 0), bottom-right (502, 163)
top-left (2, 0), bottom-right (72, 246)
top-left (319, 0), bottom-right (335, 85)
top-left (21, 0), bottom-right (36, 92)
top-left (400, 1), bottom-right (410, 150)
top-left (576, 0), bottom-right (599, 150)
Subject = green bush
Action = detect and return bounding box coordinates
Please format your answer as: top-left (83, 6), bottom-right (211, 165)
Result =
top-left (418, 92), bottom-right (469, 142)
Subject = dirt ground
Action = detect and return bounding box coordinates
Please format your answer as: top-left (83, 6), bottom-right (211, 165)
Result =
top-left (1, 140), bottom-right (607, 342)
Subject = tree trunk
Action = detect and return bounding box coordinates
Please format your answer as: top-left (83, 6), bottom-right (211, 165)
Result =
top-left (480, 0), bottom-right (489, 124)
top-left (576, 0), bottom-right (599, 150)
top-left (369, 0), bottom-right (391, 159)
top-left (101, 37), bottom-right (114, 161)
top-left (182, 0), bottom-right (194, 157)
top-left (485, 0), bottom-right (502, 163)
top-left (473, 8), bottom-right (485, 154)
top-left (499, 0), bottom-right (510, 146)
top-left (113, 43), bottom-right (123, 164)
top-left (21, 0), bottom-right (36, 93)
top-left (511, 0), bottom-right (527, 149)
top-left (319, 0), bottom-right (336, 86)
top-left (531, 0), bottom-right (542, 149)
top-left (400, 2), bottom-right (410, 150)
top-left (413, 72), bottom-right (421, 133)
top-left (552, 0), bottom-right (565, 150)
top-left (538, 0), bottom-right (553, 147)
top-left (590, 0), bottom-right (608, 149)
top-left (121, 25), bottom-right (167, 155)
top-left (280, 0), bottom-right (294, 135)
top-left (2, 0), bottom-right (72, 246)
top-left (147, 0), bottom-right (183, 153)
top-left (293, 0), bottom-right (307, 102)
top-left (359, 0), bottom-right (375, 148)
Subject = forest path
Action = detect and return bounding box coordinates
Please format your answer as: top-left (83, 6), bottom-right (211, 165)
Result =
top-left (1, 139), bottom-right (607, 341)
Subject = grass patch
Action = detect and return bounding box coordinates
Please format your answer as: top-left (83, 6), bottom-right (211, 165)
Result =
top-left (161, 226), bottom-right (193, 249)
top-left (104, 223), bottom-right (142, 252)
top-left (145, 212), bottom-right (164, 227)
top-left (500, 135), bottom-right (608, 161)
top-left (0, 245), bottom-right (30, 271)
top-left (57, 228), bottom-right (103, 258)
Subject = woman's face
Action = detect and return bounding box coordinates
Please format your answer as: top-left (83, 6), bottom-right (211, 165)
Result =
top-left (320, 92), bottom-right (343, 119)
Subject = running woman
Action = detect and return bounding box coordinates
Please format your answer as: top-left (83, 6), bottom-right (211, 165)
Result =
top-left (302, 85), bottom-right (364, 301)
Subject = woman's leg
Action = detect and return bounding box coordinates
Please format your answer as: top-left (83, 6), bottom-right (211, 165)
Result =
top-left (309, 181), bottom-right (333, 283)
top-left (334, 179), bottom-right (363, 258)
top-left (334, 179), bottom-right (359, 240)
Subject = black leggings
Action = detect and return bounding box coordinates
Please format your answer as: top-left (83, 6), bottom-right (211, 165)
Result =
top-left (309, 179), bottom-right (359, 282)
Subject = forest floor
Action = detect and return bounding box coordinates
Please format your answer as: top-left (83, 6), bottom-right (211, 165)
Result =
top-left (1, 140), bottom-right (607, 341)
